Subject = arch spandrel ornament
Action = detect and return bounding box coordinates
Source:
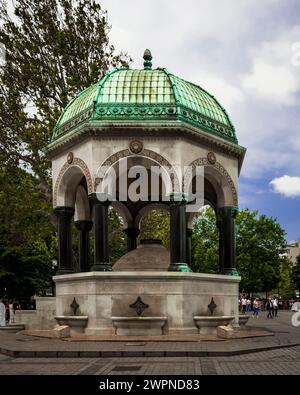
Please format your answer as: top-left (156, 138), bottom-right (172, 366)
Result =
top-left (53, 157), bottom-right (93, 207)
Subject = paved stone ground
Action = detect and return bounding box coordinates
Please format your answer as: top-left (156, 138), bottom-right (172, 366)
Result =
top-left (0, 311), bottom-right (299, 375)
top-left (0, 346), bottom-right (300, 375)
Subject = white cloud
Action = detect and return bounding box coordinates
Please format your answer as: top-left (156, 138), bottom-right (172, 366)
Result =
top-left (270, 175), bottom-right (300, 197)
top-left (242, 60), bottom-right (298, 104)
top-left (100, 0), bottom-right (300, 181)
top-left (241, 25), bottom-right (300, 105)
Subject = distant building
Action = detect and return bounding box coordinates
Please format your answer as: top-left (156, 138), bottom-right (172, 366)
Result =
top-left (286, 240), bottom-right (300, 265)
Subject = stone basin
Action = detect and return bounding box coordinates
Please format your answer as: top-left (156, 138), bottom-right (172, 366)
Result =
top-left (54, 316), bottom-right (88, 335)
top-left (239, 314), bottom-right (251, 328)
top-left (111, 316), bottom-right (168, 336)
top-left (193, 316), bottom-right (234, 335)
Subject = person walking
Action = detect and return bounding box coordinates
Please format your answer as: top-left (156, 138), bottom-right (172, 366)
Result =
top-left (272, 297), bottom-right (278, 317)
top-left (0, 299), bottom-right (6, 327)
top-left (266, 298), bottom-right (273, 318)
top-left (252, 298), bottom-right (259, 318)
top-left (241, 296), bottom-right (247, 314)
top-left (9, 300), bottom-right (14, 324)
top-left (246, 298), bottom-right (251, 312)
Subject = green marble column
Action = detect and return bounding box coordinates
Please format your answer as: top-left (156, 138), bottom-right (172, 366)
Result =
top-left (217, 206), bottom-right (239, 276)
top-left (186, 228), bottom-right (193, 268)
top-left (75, 220), bottom-right (93, 272)
top-left (168, 193), bottom-right (191, 272)
top-left (89, 193), bottom-right (112, 271)
top-left (53, 206), bottom-right (75, 275)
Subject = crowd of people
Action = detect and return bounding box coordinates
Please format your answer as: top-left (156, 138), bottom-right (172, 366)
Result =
top-left (238, 295), bottom-right (286, 318)
top-left (0, 299), bottom-right (21, 327)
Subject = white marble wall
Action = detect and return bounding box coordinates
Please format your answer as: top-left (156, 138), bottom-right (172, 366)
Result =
top-left (14, 297), bottom-right (56, 330)
top-left (54, 272), bottom-right (240, 335)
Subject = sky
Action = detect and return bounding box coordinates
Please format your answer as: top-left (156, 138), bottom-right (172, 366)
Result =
top-left (100, 0), bottom-right (300, 241)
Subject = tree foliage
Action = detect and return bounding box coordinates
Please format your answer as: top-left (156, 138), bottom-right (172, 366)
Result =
top-left (236, 209), bottom-right (286, 294)
top-left (191, 208), bottom-right (218, 273)
top-left (139, 209), bottom-right (170, 248)
top-left (278, 256), bottom-right (295, 299)
top-left (109, 208), bottom-right (126, 264)
top-left (0, 0), bottom-right (130, 298)
top-left (0, 166), bottom-right (56, 299)
top-left (191, 207), bottom-right (287, 294)
top-left (0, 0), bottom-right (130, 192)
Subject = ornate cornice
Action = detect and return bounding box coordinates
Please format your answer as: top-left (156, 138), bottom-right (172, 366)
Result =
top-left (46, 122), bottom-right (246, 171)
top-left (52, 103), bottom-right (236, 144)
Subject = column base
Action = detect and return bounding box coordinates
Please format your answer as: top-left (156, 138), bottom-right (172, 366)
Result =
top-left (90, 263), bottom-right (113, 272)
top-left (168, 262), bottom-right (192, 272)
top-left (223, 267), bottom-right (239, 276)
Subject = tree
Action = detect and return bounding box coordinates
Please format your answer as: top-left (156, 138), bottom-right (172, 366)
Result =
top-left (192, 208), bottom-right (218, 273)
top-left (0, 165), bottom-right (56, 299)
top-left (139, 209), bottom-right (170, 248)
top-left (236, 210), bottom-right (286, 295)
top-left (0, 1), bottom-right (130, 297)
top-left (108, 208), bottom-right (126, 264)
top-left (0, 0), bottom-right (130, 196)
top-left (292, 255), bottom-right (300, 296)
top-left (191, 207), bottom-right (287, 295)
top-left (278, 257), bottom-right (295, 299)
top-left (0, 241), bottom-right (54, 301)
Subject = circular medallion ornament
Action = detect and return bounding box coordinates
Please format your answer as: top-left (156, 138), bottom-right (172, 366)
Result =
top-left (129, 140), bottom-right (143, 154)
top-left (207, 152), bottom-right (216, 164)
top-left (67, 152), bottom-right (74, 164)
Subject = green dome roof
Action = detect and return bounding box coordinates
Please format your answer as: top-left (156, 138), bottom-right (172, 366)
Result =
top-left (52, 53), bottom-right (237, 144)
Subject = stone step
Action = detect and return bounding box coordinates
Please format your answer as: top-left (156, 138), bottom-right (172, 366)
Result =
top-left (0, 324), bottom-right (25, 333)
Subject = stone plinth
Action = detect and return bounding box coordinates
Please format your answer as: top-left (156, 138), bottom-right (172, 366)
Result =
top-left (111, 316), bottom-right (168, 336)
top-left (54, 271), bottom-right (240, 336)
top-left (193, 316), bottom-right (234, 335)
top-left (54, 316), bottom-right (88, 336)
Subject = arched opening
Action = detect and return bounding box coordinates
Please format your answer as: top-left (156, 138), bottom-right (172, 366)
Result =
top-left (185, 163), bottom-right (238, 274)
top-left (139, 207), bottom-right (170, 248)
top-left (54, 165), bottom-right (93, 274)
top-left (191, 205), bottom-right (219, 274)
top-left (95, 154), bottom-right (174, 268)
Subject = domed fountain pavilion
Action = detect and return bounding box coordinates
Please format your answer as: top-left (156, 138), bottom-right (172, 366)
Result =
top-left (48, 50), bottom-right (246, 336)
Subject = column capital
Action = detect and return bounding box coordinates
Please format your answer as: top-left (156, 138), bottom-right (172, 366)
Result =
top-left (74, 220), bottom-right (93, 232)
top-left (217, 206), bottom-right (239, 220)
top-left (167, 192), bottom-right (188, 206)
top-left (223, 267), bottom-right (239, 276)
